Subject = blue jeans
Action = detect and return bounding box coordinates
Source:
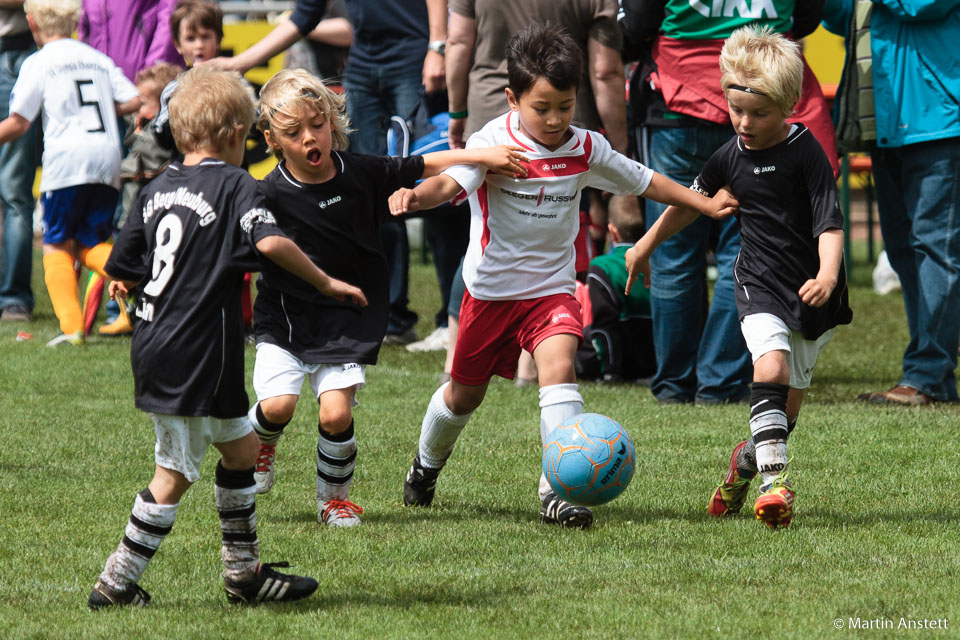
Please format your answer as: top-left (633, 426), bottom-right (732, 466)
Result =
top-left (424, 203), bottom-right (470, 328)
top-left (343, 63), bottom-right (423, 334)
top-left (872, 138), bottom-right (960, 402)
top-left (0, 45), bottom-right (39, 312)
top-left (641, 124), bottom-right (752, 403)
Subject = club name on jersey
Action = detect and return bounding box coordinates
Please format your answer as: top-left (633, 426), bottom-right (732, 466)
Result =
top-left (143, 187), bottom-right (217, 226)
top-left (500, 187), bottom-right (577, 204)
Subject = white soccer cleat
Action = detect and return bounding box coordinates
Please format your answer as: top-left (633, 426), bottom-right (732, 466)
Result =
top-left (46, 331), bottom-right (84, 347)
top-left (254, 443), bottom-right (276, 494)
top-left (318, 499), bottom-right (363, 527)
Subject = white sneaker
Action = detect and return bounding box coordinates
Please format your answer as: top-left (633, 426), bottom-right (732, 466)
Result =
top-left (872, 251), bottom-right (901, 295)
top-left (46, 331), bottom-right (84, 347)
top-left (405, 326), bottom-right (449, 352)
top-left (318, 499), bottom-right (363, 527)
top-left (254, 443), bottom-right (276, 494)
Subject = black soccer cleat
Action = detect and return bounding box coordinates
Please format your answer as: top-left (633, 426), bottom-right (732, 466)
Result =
top-left (88, 579), bottom-right (151, 610)
top-left (539, 490), bottom-right (594, 529)
top-left (403, 455), bottom-right (442, 507)
top-left (224, 562), bottom-right (318, 605)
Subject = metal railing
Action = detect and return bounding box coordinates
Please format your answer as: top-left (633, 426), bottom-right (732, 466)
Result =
top-left (219, 2), bottom-right (295, 17)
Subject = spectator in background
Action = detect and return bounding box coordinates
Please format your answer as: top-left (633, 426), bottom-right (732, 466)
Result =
top-left (205, 0), bottom-right (329, 72)
top-left (283, 0), bottom-right (352, 84)
top-left (823, 0), bottom-right (960, 405)
top-left (619, 0), bottom-right (835, 405)
top-left (0, 2), bottom-right (39, 323)
top-left (78, 0), bottom-right (184, 81)
top-left (444, 0), bottom-right (626, 153)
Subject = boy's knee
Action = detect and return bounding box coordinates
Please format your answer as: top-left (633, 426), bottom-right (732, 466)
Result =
top-left (259, 395), bottom-right (298, 424)
top-left (318, 405), bottom-right (353, 434)
top-left (446, 382), bottom-right (484, 415)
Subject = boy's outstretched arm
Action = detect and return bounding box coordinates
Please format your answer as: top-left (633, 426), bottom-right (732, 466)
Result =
top-left (0, 114), bottom-right (30, 146)
top-left (256, 235), bottom-right (368, 306)
top-left (624, 204), bottom-right (701, 295)
top-left (421, 146), bottom-right (529, 179)
top-left (799, 228), bottom-right (843, 307)
top-left (642, 173), bottom-right (739, 219)
top-left (389, 174), bottom-right (464, 216)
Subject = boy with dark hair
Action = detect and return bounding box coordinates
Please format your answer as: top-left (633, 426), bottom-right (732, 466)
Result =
top-left (390, 23), bottom-right (738, 529)
top-left (88, 66), bottom-right (366, 609)
top-left (625, 26), bottom-right (852, 529)
top-left (577, 194), bottom-right (656, 383)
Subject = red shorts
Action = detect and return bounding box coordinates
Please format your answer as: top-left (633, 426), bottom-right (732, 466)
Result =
top-left (451, 291), bottom-right (583, 386)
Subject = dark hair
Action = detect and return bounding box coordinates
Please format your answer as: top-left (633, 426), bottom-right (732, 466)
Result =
top-left (170, 0), bottom-right (224, 43)
top-left (506, 23), bottom-right (582, 98)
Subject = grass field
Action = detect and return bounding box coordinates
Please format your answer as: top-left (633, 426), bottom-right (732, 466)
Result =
top-left (1, 244), bottom-right (957, 639)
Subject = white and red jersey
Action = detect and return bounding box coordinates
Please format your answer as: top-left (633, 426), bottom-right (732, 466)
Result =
top-left (444, 111), bottom-right (653, 301)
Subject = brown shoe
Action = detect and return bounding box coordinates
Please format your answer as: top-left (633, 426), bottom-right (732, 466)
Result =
top-left (856, 385), bottom-right (935, 406)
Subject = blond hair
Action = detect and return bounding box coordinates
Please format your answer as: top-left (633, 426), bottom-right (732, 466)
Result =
top-left (24, 0), bottom-right (80, 36)
top-left (258, 68), bottom-right (351, 158)
top-left (168, 67), bottom-right (256, 154)
top-left (719, 25), bottom-right (803, 117)
top-left (135, 62), bottom-right (182, 90)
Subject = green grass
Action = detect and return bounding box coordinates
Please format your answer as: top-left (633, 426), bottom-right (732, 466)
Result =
top-left (1, 244), bottom-right (957, 639)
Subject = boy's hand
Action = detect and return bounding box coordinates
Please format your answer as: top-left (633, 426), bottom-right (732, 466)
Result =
top-left (624, 244), bottom-right (652, 294)
top-left (799, 275), bottom-right (836, 308)
top-left (389, 188), bottom-right (420, 216)
top-left (319, 275), bottom-right (368, 307)
top-left (480, 145), bottom-right (529, 178)
top-left (108, 280), bottom-right (130, 302)
top-left (700, 186), bottom-right (739, 219)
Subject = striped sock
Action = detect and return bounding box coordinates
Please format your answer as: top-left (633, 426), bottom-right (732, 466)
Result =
top-left (215, 462), bottom-right (259, 583)
top-left (316, 420), bottom-right (356, 502)
top-left (99, 489), bottom-right (177, 590)
top-left (248, 403), bottom-right (290, 445)
top-left (749, 382), bottom-right (790, 487)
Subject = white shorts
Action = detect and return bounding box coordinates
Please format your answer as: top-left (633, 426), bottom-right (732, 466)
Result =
top-left (740, 313), bottom-right (833, 390)
top-left (151, 413), bottom-right (252, 483)
top-left (253, 342), bottom-right (366, 405)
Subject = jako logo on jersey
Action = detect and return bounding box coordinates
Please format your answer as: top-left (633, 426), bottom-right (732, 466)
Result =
top-left (551, 312), bottom-right (572, 324)
top-left (689, 0), bottom-right (778, 19)
top-left (500, 186), bottom-right (576, 206)
top-left (539, 162), bottom-right (568, 171)
top-left (753, 165), bottom-right (776, 174)
top-left (318, 195), bottom-right (342, 209)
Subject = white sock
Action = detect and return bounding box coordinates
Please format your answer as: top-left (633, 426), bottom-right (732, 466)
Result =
top-left (418, 383), bottom-right (472, 469)
top-left (537, 383), bottom-right (583, 499)
top-left (100, 490), bottom-right (177, 590)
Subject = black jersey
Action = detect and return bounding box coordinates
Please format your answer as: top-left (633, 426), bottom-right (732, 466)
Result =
top-left (105, 159), bottom-right (284, 418)
top-left (254, 152), bottom-right (425, 363)
top-left (694, 124), bottom-right (852, 339)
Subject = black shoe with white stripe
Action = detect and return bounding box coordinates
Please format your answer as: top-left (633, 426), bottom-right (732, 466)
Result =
top-left (224, 562), bottom-right (318, 605)
top-left (403, 455), bottom-right (442, 507)
top-left (88, 579), bottom-right (151, 610)
top-left (539, 490), bottom-right (594, 529)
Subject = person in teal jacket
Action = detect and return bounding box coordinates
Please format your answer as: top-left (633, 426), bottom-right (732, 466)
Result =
top-left (824, 0), bottom-right (960, 405)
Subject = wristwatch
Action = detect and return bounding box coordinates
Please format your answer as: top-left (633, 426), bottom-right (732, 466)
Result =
top-left (428, 40), bottom-right (446, 56)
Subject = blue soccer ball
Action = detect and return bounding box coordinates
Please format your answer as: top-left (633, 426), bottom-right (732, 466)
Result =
top-left (542, 413), bottom-right (635, 506)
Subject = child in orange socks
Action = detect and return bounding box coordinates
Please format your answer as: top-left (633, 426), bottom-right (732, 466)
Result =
top-left (0, 0), bottom-right (139, 345)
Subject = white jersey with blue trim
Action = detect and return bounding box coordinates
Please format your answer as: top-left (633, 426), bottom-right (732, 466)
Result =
top-left (443, 111), bottom-right (654, 301)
